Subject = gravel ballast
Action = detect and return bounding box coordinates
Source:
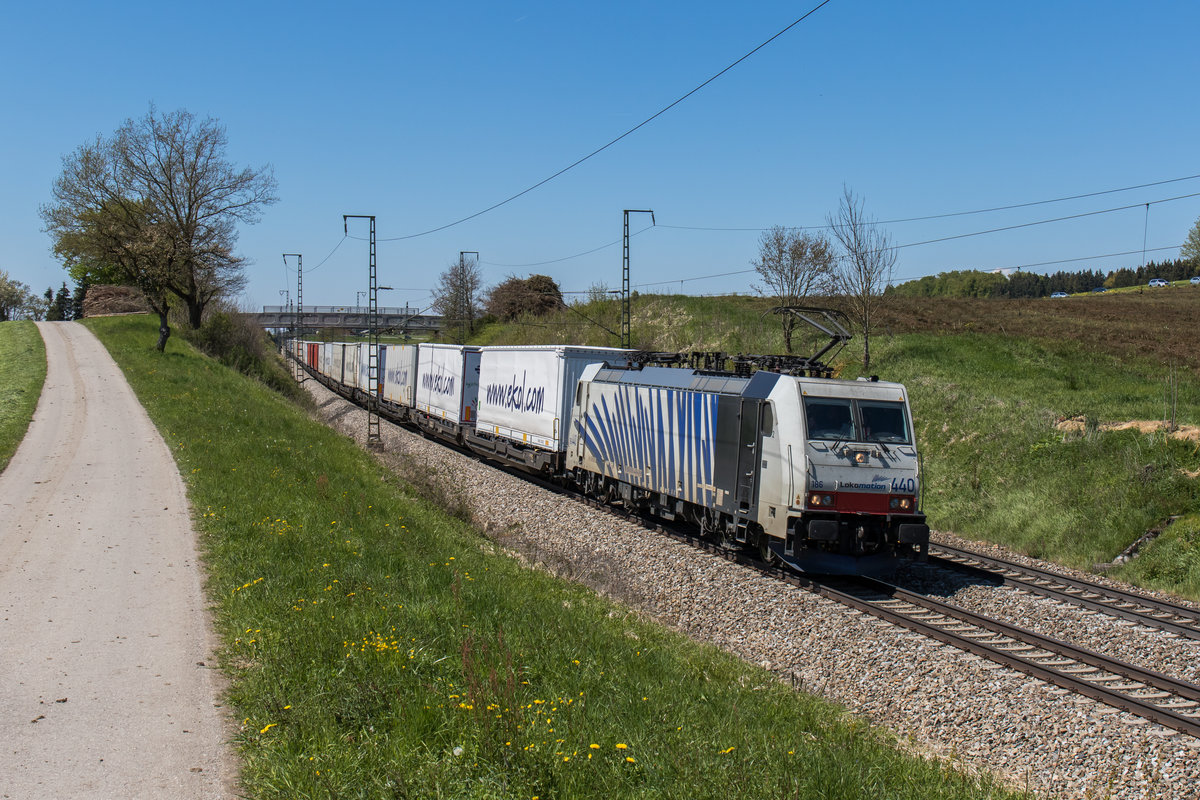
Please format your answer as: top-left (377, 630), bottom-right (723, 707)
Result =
top-left (306, 379), bottom-right (1200, 800)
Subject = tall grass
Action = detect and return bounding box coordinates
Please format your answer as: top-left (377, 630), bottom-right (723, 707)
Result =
top-left (85, 314), bottom-right (1016, 799)
top-left (0, 321), bottom-right (46, 473)
top-left (870, 333), bottom-right (1200, 576)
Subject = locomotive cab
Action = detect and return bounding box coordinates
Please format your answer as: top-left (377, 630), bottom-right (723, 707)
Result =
top-left (756, 376), bottom-right (929, 573)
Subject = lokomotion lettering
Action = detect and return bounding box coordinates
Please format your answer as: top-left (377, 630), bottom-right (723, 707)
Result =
top-left (484, 371), bottom-right (546, 415)
top-left (421, 371), bottom-right (456, 396)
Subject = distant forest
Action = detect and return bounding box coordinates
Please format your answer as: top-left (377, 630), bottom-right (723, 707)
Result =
top-left (890, 258), bottom-right (1199, 298)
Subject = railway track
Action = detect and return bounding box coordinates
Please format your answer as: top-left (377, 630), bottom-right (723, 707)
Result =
top-left (304, 362), bottom-right (1200, 739)
top-left (809, 574), bottom-right (1200, 739)
top-left (929, 542), bottom-right (1200, 641)
top-left (566, 496), bottom-right (1200, 739)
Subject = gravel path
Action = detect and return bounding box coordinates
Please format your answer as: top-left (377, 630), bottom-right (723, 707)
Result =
top-left (307, 378), bottom-right (1200, 800)
top-left (0, 322), bottom-right (236, 799)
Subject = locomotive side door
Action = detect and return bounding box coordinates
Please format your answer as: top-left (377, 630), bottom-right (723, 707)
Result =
top-left (734, 398), bottom-right (763, 515)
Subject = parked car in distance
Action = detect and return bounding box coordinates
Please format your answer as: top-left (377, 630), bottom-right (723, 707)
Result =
top-left (1050, 291), bottom-right (1069, 298)
top-left (1191, 276), bottom-right (1200, 285)
top-left (1091, 287), bottom-right (1107, 293)
top-left (1148, 278), bottom-right (1169, 287)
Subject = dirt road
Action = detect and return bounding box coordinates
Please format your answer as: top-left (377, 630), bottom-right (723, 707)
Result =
top-left (0, 322), bottom-right (236, 798)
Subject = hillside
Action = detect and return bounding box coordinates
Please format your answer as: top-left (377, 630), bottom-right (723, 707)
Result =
top-left (471, 290), bottom-right (1200, 598)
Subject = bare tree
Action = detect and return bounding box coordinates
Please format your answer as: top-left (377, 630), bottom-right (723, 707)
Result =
top-left (41, 105), bottom-right (276, 348)
top-left (752, 225), bottom-right (835, 353)
top-left (826, 187), bottom-right (896, 371)
top-left (430, 255), bottom-right (483, 343)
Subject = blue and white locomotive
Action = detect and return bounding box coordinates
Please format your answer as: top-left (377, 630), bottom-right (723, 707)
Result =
top-left (293, 321), bottom-right (929, 574)
top-left (566, 363), bottom-right (928, 574)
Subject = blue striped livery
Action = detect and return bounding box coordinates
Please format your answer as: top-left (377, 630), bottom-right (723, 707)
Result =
top-left (582, 384), bottom-right (717, 507)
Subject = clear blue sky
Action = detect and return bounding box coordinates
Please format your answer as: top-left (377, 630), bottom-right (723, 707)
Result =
top-left (2, 1), bottom-right (1197, 312)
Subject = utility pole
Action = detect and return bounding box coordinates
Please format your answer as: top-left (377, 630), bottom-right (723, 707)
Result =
top-left (459, 251), bottom-right (478, 344)
top-left (622, 210), bottom-right (654, 349)
top-left (284, 253), bottom-right (303, 382)
top-left (344, 215), bottom-right (381, 449)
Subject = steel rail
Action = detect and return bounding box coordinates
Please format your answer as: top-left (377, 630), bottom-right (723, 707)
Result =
top-left (806, 576), bottom-right (1200, 739)
top-left (930, 543), bottom-right (1200, 641)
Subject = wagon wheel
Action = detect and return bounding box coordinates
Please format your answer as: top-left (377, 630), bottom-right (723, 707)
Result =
top-left (758, 534), bottom-right (781, 567)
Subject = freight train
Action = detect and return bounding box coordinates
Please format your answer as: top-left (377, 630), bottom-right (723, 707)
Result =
top-left (289, 330), bottom-right (929, 575)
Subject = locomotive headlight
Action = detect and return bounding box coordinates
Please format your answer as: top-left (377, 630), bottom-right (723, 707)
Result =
top-left (889, 496), bottom-right (914, 512)
top-left (809, 493), bottom-right (834, 508)
top-left (854, 451), bottom-right (867, 464)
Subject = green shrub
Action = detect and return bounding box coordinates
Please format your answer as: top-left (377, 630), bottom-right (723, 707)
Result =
top-left (184, 310), bottom-right (307, 403)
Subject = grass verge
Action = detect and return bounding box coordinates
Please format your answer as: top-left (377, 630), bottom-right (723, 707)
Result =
top-left (0, 321), bottom-right (47, 473)
top-left (85, 313), bottom-right (1017, 798)
top-left (869, 332), bottom-right (1200, 582)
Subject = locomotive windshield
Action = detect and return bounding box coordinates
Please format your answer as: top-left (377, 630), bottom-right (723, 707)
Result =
top-left (804, 397), bottom-right (911, 445)
top-left (859, 401), bottom-right (910, 444)
top-left (804, 398), bottom-right (855, 439)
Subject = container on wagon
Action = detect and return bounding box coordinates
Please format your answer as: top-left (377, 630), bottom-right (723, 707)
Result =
top-left (380, 343), bottom-right (419, 407)
top-left (477, 345), bottom-right (634, 452)
top-left (415, 343), bottom-right (481, 426)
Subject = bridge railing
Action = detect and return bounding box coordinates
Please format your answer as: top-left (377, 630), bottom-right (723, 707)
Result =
top-left (261, 305), bottom-right (420, 315)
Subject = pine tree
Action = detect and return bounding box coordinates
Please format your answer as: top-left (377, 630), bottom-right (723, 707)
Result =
top-left (45, 287), bottom-right (61, 321)
top-left (72, 277), bottom-right (89, 320)
top-left (54, 283), bottom-right (73, 321)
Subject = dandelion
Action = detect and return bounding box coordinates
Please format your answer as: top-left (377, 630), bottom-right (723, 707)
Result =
top-left (720, 746), bottom-right (735, 754)
top-left (452, 746), bottom-right (464, 757)
top-left (625, 756), bottom-right (636, 763)
top-left (615, 743), bottom-right (628, 750)
top-left (589, 744), bottom-right (600, 750)
top-left (260, 723), bottom-right (277, 734)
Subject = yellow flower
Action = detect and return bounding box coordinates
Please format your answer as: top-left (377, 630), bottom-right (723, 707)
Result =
top-left (625, 756), bottom-right (636, 763)
top-left (589, 744), bottom-right (600, 749)
top-left (260, 723), bottom-right (277, 734)
top-left (615, 743), bottom-right (628, 750)
top-left (720, 746), bottom-right (735, 754)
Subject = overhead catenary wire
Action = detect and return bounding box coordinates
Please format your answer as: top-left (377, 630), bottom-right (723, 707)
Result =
top-left (653, 171), bottom-right (1200, 232)
top-left (365, 175), bottom-right (1200, 273)
top-left (296, 180), bottom-right (1197, 303)
top-left (891, 191), bottom-right (1200, 251)
top-left (482, 226), bottom-right (654, 269)
top-left (589, 191), bottom-right (1200, 290)
top-left (620, 244), bottom-right (1184, 294)
top-left (365, 1), bottom-right (833, 242)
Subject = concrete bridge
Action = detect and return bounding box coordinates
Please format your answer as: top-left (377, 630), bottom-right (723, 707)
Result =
top-left (252, 305), bottom-right (444, 334)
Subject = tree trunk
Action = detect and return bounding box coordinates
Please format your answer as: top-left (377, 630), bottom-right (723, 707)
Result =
top-left (187, 296), bottom-right (204, 330)
top-left (156, 311), bottom-right (171, 352)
